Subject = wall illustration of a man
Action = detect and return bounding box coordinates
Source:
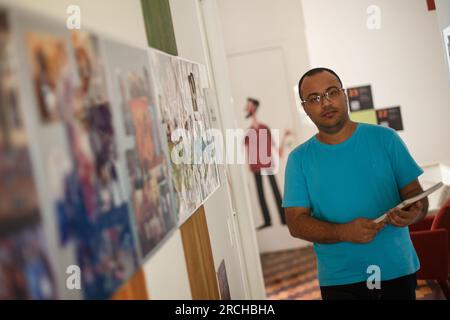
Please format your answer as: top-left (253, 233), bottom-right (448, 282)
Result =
top-left (244, 98), bottom-right (291, 230)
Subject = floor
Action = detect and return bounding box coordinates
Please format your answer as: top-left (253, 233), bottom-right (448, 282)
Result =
top-left (261, 246), bottom-right (446, 300)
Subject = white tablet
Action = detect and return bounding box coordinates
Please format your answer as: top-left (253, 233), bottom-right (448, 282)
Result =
top-left (374, 182), bottom-right (444, 223)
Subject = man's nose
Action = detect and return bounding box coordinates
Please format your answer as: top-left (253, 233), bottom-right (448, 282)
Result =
top-left (321, 95), bottom-right (333, 107)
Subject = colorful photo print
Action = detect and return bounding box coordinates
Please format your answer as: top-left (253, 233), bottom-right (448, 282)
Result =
top-left (151, 51), bottom-right (221, 224)
top-left (128, 94), bottom-right (173, 255)
top-left (347, 85), bottom-right (374, 112)
top-left (24, 29), bottom-right (138, 299)
top-left (0, 225), bottom-right (57, 300)
top-left (115, 70), bottom-right (135, 136)
top-left (1, 33), bottom-right (40, 231)
top-left (102, 39), bottom-right (176, 257)
top-left (26, 32), bottom-right (71, 123)
top-left (150, 51), bottom-right (197, 223)
top-left (0, 9), bottom-right (56, 299)
top-left (178, 60), bottom-right (220, 204)
top-left (376, 106), bottom-right (404, 131)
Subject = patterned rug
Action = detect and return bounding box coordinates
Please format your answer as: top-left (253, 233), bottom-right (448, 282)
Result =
top-left (261, 246), bottom-right (446, 300)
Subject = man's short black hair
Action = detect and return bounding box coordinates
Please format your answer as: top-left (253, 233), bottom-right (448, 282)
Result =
top-left (247, 97), bottom-right (260, 108)
top-left (298, 67), bottom-right (343, 101)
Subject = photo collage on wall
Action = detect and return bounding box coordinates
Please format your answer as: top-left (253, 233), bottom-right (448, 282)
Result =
top-left (149, 53), bottom-right (195, 225)
top-left (25, 26), bottom-right (139, 299)
top-left (177, 59), bottom-right (220, 207)
top-left (0, 8), bottom-right (57, 300)
top-left (151, 51), bottom-right (220, 225)
top-left (348, 85), bottom-right (404, 131)
top-left (0, 5), bottom-right (221, 299)
top-left (102, 39), bottom-right (177, 259)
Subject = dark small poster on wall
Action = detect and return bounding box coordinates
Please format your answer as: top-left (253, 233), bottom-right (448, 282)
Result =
top-left (376, 106), bottom-right (404, 131)
top-left (217, 260), bottom-right (231, 300)
top-left (347, 85), bottom-right (374, 112)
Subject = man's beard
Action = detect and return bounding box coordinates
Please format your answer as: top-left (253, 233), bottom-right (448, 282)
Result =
top-left (316, 111), bottom-right (348, 134)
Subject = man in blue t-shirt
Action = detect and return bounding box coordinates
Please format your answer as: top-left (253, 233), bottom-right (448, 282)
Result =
top-left (283, 67), bottom-right (429, 300)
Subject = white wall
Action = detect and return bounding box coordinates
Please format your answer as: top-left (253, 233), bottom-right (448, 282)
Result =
top-left (1, 0), bottom-right (147, 46)
top-left (218, 0), bottom-right (310, 140)
top-left (143, 231), bottom-right (192, 299)
top-left (302, 0), bottom-right (450, 165)
top-left (217, 0), bottom-right (311, 252)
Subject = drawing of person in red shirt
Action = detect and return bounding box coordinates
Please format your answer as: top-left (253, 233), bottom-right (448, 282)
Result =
top-left (244, 98), bottom-right (291, 230)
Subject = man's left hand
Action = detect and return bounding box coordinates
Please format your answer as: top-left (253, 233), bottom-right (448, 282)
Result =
top-left (386, 201), bottom-right (424, 227)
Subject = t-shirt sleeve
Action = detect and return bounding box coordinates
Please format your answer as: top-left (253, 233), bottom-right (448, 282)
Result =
top-left (387, 130), bottom-right (424, 189)
top-left (282, 151), bottom-right (311, 208)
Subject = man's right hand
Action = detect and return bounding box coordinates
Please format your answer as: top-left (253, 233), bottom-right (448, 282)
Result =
top-left (337, 218), bottom-right (385, 243)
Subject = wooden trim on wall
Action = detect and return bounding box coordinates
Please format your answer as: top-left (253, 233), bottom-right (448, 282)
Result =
top-left (112, 268), bottom-right (149, 300)
top-left (180, 205), bottom-right (220, 300)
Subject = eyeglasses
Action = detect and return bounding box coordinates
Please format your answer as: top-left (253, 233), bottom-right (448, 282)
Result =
top-left (301, 87), bottom-right (346, 107)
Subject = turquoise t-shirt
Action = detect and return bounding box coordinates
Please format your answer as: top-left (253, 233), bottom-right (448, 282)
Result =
top-left (282, 122), bottom-right (423, 286)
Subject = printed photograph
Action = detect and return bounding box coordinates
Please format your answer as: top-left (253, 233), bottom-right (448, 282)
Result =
top-left (102, 39), bottom-right (177, 258)
top-left (26, 32), bottom-right (71, 123)
top-left (0, 9), bottom-right (56, 299)
top-left (24, 28), bottom-right (139, 299)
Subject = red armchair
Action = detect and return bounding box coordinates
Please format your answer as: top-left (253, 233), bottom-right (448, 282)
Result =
top-left (409, 197), bottom-right (450, 299)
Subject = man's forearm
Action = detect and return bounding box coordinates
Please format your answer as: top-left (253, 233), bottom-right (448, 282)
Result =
top-left (287, 214), bottom-right (344, 244)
